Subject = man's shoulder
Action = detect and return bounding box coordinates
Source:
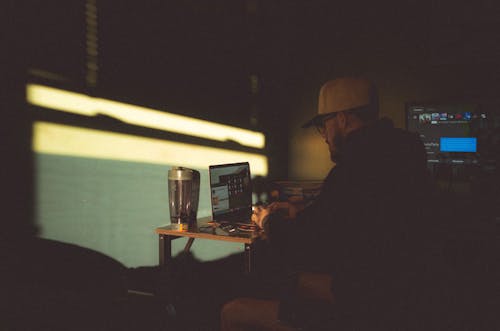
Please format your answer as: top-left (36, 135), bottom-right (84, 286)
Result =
top-left (390, 127), bottom-right (423, 147)
top-left (368, 119), bottom-right (424, 151)
top-left (350, 121), bottom-right (423, 153)
top-left (343, 121), bottom-right (427, 175)
top-left (373, 118), bottom-right (419, 140)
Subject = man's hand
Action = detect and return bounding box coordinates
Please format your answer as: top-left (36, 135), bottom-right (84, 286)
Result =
top-left (251, 205), bottom-right (270, 229)
top-left (251, 201), bottom-right (305, 229)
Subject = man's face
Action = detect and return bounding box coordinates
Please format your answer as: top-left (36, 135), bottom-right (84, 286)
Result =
top-left (320, 113), bottom-right (346, 163)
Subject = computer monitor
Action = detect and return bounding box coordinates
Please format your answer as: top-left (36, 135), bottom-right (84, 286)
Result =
top-left (406, 103), bottom-right (487, 166)
top-left (209, 162), bottom-right (252, 223)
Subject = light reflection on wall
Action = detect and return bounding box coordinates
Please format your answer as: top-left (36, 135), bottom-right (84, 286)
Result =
top-left (27, 84), bottom-right (266, 149)
top-left (30, 86), bottom-right (268, 265)
top-left (33, 122), bottom-right (268, 175)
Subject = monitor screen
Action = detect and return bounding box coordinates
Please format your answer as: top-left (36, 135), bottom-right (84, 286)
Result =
top-left (439, 137), bottom-right (477, 153)
top-left (406, 104), bottom-right (487, 165)
top-left (209, 162), bottom-right (252, 217)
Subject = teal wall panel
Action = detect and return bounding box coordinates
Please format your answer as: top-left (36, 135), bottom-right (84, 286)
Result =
top-left (35, 153), bottom-right (243, 267)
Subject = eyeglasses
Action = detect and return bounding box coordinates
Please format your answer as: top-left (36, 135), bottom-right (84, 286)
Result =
top-left (314, 113), bottom-right (338, 136)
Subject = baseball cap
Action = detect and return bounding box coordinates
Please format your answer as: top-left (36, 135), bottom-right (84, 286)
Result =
top-left (302, 77), bottom-right (376, 128)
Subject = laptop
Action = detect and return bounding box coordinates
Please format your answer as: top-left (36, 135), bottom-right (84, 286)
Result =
top-left (209, 162), bottom-right (253, 224)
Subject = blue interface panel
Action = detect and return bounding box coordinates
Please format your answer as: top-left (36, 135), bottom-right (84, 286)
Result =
top-left (440, 137), bottom-right (477, 152)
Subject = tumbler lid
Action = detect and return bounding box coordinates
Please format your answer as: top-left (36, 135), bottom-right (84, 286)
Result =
top-left (168, 167), bottom-right (193, 180)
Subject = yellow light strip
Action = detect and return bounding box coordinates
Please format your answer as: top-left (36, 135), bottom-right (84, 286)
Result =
top-left (33, 122), bottom-right (268, 176)
top-left (26, 84), bottom-right (265, 149)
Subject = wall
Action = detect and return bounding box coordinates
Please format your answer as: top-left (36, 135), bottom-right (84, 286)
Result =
top-left (28, 86), bottom-right (270, 267)
top-left (35, 153), bottom-right (248, 267)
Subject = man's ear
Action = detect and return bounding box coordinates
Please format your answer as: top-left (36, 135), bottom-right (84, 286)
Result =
top-left (337, 111), bottom-right (347, 128)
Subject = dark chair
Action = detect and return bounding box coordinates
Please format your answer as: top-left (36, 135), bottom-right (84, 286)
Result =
top-left (4, 238), bottom-right (176, 330)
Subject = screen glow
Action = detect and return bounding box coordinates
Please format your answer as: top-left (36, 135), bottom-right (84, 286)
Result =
top-left (27, 84), bottom-right (265, 149)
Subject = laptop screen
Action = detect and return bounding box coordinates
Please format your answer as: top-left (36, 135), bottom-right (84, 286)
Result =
top-left (209, 162), bottom-right (252, 222)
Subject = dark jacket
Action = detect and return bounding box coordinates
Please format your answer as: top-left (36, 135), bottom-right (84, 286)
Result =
top-left (265, 119), bottom-right (441, 329)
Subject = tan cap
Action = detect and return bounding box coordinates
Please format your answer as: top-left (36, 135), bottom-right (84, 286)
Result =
top-left (302, 77), bottom-right (375, 128)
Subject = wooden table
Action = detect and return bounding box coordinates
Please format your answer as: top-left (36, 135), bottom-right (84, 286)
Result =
top-left (155, 217), bottom-right (262, 273)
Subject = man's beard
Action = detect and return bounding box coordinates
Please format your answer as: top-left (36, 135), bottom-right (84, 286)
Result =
top-left (329, 133), bottom-right (344, 163)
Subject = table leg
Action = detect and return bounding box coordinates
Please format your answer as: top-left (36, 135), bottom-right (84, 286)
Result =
top-left (159, 234), bottom-right (172, 267)
top-left (244, 243), bottom-right (253, 273)
top-left (184, 237), bottom-right (195, 253)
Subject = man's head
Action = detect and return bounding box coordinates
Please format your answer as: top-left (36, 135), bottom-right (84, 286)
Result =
top-left (302, 77), bottom-right (379, 162)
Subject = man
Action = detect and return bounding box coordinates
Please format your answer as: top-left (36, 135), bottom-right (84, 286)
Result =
top-left (221, 77), bottom-right (442, 330)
